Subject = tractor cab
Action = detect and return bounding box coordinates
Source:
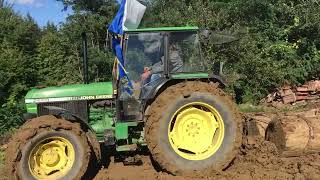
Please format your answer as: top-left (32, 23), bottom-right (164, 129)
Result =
top-left (116, 27), bottom-right (205, 121)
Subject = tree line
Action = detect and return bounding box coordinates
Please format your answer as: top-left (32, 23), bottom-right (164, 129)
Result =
top-left (0, 0), bottom-right (319, 133)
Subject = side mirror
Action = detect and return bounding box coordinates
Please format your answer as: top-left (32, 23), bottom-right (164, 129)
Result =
top-left (219, 61), bottom-right (224, 76)
top-left (200, 29), bottom-right (239, 45)
top-left (213, 61), bottom-right (225, 76)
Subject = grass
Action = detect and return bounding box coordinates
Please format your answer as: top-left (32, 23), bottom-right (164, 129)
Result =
top-left (238, 102), bottom-right (309, 113)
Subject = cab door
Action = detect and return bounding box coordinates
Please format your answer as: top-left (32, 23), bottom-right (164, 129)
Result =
top-left (117, 32), bottom-right (164, 121)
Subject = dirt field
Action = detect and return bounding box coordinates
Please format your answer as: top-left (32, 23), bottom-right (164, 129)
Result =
top-left (93, 137), bottom-right (320, 180)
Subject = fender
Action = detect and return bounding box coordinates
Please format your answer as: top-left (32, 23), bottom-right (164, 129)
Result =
top-left (142, 74), bottom-right (227, 109)
top-left (23, 113), bottom-right (37, 121)
top-left (209, 74), bottom-right (227, 88)
top-left (142, 78), bottom-right (170, 101)
top-left (145, 75), bottom-right (227, 100)
top-left (43, 106), bottom-right (94, 132)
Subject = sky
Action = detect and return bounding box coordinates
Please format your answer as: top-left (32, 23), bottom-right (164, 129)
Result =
top-left (10, 0), bottom-right (73, 27)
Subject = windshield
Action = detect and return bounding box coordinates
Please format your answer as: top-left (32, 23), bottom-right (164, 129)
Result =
top-left (168, 31), bottom-right (204, 73)
top-left (124, 33), bottom-right (164, 82)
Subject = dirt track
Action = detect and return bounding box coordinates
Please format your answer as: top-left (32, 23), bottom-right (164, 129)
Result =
top-left (94, 138), bottom-right (320, 180)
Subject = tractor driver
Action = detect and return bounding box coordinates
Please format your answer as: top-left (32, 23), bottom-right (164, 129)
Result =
top-left (141, 43), bottom-right (183, 86)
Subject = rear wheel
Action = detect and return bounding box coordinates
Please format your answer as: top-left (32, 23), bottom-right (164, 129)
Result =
top-left (5, 115), bottom-right (100, 180)
top-left (145, 81), bottom-right (242, 176)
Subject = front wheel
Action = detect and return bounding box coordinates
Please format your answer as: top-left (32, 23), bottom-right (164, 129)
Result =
top-left (145, 81), bottom-right (242, 176)
top-left (5, 115), bottom-right (100, 180)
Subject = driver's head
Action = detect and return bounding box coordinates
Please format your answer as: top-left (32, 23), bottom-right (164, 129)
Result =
top-left (169, 43), bottom-right (181, 52)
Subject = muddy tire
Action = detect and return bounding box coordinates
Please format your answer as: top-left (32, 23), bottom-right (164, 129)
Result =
top-left (5, 115), bottom-right (101, 180)
top-left (145, 81), bottom-right (242, 177)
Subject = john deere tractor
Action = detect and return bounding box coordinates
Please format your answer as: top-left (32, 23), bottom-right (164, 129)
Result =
top-left (5, 26), bottom-right (242, 179)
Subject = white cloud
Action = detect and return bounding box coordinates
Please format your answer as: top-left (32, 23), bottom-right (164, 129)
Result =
top-left (9, 0), bottom-right (44, 7)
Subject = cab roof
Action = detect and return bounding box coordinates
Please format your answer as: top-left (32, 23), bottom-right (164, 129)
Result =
top-left (125, 26), bottom-right (199, 33)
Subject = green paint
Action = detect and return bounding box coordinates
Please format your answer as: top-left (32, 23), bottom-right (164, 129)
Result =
top-left (131, 131), bottom-right (146, 145)
top-left (115, 123), bottom-right (128, 140)
top-left (89, 107), bottom-right (115, 134)
top-left (170, 73), bottom-right (209, 79)
top-left (116, 145), bottom-right (131, 151)
top-left (26, 103), bottom-right (37, 113)
top-left (115, 122), bottom-right (139, 140)
top-left (25, 82), bottom-right (113, 102)
top-left (89, 107), bottom-right (115, 141)
top-left (125, 26), bottom-right (199, 33)
top-left (95, 134), bottom-right (105, 142)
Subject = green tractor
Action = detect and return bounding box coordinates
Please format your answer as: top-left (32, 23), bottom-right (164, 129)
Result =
top-left (5, 26), bottom-right (242, 179)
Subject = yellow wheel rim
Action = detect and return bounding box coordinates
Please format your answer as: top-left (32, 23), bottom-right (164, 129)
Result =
top-left (168, 102), bottom-right (225, 161)
top-left (28, 136), bottom-right (75, 180)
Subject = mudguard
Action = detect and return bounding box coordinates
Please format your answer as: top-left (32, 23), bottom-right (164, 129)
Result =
top-left (43, 106), bottom-right (94, 132)
top-left (145, 75), bottom-right (227, 101)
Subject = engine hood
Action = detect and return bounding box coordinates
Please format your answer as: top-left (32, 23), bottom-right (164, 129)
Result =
top-left (25, 82), bottom-right (113, 104)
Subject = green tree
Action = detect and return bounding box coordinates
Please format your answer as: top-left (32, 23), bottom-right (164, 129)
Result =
top-left (0, 7), bottom-right (40, 104)
top-left (36, 30), bottom-right (82, 86)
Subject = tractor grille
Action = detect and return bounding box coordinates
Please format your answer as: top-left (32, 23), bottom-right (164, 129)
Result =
top-left (37, 101), bottom-right (88, 121)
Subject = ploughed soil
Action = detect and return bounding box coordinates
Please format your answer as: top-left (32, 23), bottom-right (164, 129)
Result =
top-left (94, 137), bottom-right (320, 180)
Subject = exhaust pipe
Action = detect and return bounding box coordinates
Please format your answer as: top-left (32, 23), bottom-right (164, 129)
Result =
top-left (82, 32), bottom-right (89, 84)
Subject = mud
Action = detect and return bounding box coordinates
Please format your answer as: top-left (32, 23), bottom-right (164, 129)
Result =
top-left (94, 137), bottom-right (320, 180)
